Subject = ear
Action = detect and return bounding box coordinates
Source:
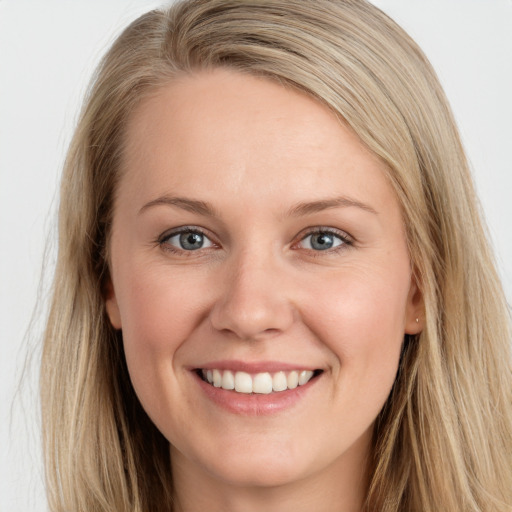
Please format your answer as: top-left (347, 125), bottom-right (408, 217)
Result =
top-left (404, 274), bottom-right (424, 335)
top-left (104, 278), bottom-right (122, 330)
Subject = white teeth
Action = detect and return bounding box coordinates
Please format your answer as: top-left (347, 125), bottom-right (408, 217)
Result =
top-left (201, 368), bottom-right (317, 393)
top-left (234, 371), bottom-right (253, 393)
top-left (213, 369), bottom-right (222, 387)
top-left (287, 371), bottom-right (299, 389)
top-left (253, 372), bottom-right (273, 394)
top-left (221, 370), bottom-right (235, 390)
top-left (272, 371), bottom-right (288, 392)
top-left (298, 370), bottom-right (314, 385)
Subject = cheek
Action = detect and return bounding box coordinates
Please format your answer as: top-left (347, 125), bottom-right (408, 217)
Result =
top-left (115, 265), bottom-right (218, 438)
top-left (119, 263), bottom-right (202, 344)
top-left (115, 264), bottom-right (208, 399)
top-left (303, 263), bottom-right (409, 387)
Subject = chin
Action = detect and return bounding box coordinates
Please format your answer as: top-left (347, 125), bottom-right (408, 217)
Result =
top-left (209, 457), bottom-right (306, 488)
top-left (182, 436), bottom-right (313, 488)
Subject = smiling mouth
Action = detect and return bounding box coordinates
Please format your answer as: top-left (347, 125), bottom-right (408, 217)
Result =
top-left (197, 368), bottom-right (323, 394)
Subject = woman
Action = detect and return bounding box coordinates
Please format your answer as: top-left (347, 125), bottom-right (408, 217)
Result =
top-left (40, 1), bottom-right (512, 511)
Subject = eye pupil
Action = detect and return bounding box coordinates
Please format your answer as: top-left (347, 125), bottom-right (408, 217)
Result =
top-left (311, 233), bottom-right (334, 250)
top-left (180, 232), bottom-right (204, 250)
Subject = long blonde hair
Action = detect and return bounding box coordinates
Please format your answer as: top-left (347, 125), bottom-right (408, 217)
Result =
top-left (41, 1), bottom-right (512, 510)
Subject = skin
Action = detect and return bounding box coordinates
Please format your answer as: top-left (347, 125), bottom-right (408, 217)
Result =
top-left (105, 69), bottom-right (423, 512)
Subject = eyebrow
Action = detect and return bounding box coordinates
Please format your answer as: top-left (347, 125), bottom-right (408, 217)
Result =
top-left (138, 194), bottom-right (378, 218)
top-left (138, 196), bottom-right (218, 217)
top-left (287, 196), bottom-right (378, 216)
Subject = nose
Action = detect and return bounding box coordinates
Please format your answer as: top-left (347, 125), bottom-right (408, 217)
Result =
top-left (209, 250), bottom-right (295, 341)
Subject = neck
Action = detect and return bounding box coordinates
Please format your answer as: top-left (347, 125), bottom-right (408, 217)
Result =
top-left (170, 430), bottom-right (371, 512)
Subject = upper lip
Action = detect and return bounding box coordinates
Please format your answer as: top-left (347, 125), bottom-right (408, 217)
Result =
top-left (191, 360), bottom-right (321, 373)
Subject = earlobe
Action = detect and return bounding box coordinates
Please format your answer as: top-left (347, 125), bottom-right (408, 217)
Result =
top-left (404, 275), bottom-right (424, 335)
top-left (104, 278), bottom-right (122, 330)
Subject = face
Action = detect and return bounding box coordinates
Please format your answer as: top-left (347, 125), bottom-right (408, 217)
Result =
top-left (106, 69), bottom-right (422, 491)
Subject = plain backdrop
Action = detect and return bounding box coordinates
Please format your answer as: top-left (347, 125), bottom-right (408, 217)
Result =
top-left (1, 1), bottom-right (510, 510)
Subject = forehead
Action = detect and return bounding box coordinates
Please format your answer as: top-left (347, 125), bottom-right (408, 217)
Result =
top-left (118, 68), bottom-right (395, 216)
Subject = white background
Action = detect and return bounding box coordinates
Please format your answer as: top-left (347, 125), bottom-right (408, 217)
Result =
top-left (1, 1), bottom-right (510, 510)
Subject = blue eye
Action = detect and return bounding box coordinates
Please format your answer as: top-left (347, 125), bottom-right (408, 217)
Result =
top-left (299, 231), bottom-right (346, 251)
top-left (163, 230), bottom-right (214, 251)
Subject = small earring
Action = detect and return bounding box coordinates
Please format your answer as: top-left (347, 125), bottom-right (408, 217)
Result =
top-left (415, 318), bottom-right (419, 324)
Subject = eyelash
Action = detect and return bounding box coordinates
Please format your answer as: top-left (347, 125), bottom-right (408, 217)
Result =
top-left (158, 226), bottom-right (216, 255)
top-left (295, 227), bottom-right (353, 256)
top-left (157, 226), bottom-right (353, 256)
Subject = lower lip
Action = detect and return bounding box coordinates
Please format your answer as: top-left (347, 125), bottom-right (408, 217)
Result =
top-left (193, 371), bottom-right (320, 416)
